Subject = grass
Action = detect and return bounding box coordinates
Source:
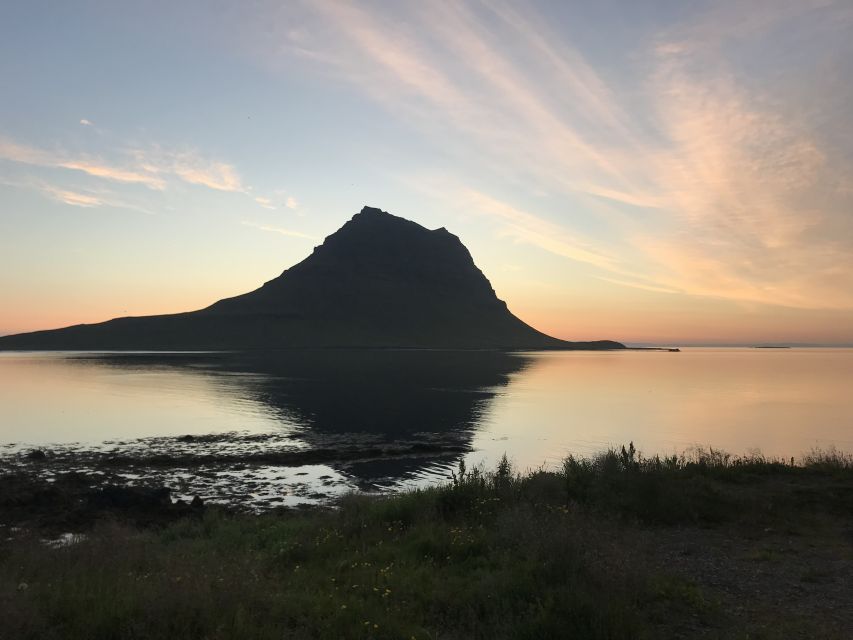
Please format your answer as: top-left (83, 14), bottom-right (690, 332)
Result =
top-left (1, 445), bottom-right (852, 639)
top-left (560, 443), bottom-right (853, 524)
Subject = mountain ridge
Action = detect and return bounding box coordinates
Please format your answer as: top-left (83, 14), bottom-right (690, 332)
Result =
top-left (0, 206), bottom-right (624, 351)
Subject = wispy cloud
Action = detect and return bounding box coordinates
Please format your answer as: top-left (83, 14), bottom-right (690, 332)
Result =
top-left (282, 1), bottom-right (661, 207)
top-left (622, 3), bottom-right (853, 309)
top-left (0, 174), bottom-right (158, 215)
top-left (268, 0), bottom-right (853, 310)
top-left (126, 147), bottom-right (247, 193)
top-left (79, 119), bottom-right (93, 127)
top-left (175, 160), bottom-right (242, 192)
top-left (0, 137), bottom-right (247, 194)
top-left (462, 190), bottom-right (617, 271)
top-left (595, 276), bottom-right (680, 296)
top-left (241, 220), bottom-right (314, 239)
top-left (253, 193), bottom-right (299, 211)
top-left (44, 187), bottom-right (102, 207)
top-left (0, 137), bottom-right (167, 189)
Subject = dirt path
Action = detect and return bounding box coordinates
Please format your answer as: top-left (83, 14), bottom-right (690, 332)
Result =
top-left (642, 519), bottom-right (853, 638)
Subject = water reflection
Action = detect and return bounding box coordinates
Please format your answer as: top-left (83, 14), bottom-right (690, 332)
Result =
top-left (3, 348), bottom-right (853, 503)
top-left (64, 350), bottom-right (532, 487)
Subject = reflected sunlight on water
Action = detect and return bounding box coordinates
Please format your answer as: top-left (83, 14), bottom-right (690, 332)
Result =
top-left (470, 348), bottom-right (853, 470)
top-left (0, 352), bottom-right (288, 444)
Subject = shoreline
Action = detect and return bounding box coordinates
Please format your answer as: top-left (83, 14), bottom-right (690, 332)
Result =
top-left (0, 432), bottom-right (472, 512)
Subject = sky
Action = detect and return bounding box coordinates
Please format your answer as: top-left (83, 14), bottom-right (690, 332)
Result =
top-left (1, 0), bottom-right (852, 345)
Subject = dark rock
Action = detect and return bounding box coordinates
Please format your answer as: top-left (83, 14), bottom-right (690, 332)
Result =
top-left (1, 473), bottom-right (205, 534)
top-left (25, 449), bottom-right (47, 460)
top-left (0, 474), bottom-right (62, 508)
top-left (88, 485), bottom-right (172, 510)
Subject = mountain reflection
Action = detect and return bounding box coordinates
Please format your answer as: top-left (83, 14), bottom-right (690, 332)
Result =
top-left (76, 350), bottom-right (532, 486)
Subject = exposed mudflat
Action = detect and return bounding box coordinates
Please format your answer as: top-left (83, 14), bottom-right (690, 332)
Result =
top-left (0, 430), bottom-right (469, 529)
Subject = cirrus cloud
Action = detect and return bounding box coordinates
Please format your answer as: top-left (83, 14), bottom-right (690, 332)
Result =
top-left (262, 0), bottom-right (853, 311)
top-left (0, 136), bottom-right (248, 194)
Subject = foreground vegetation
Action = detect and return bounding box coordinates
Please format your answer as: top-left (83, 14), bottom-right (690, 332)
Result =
top-left (2, 445), bottom-right (853, 639)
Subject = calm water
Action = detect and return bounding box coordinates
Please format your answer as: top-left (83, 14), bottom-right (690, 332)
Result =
top-left (2, 349), bottom-right (852, 499)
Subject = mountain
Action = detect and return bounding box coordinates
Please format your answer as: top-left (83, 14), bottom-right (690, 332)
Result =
top-left (0, 206), bottom-right (624, 351)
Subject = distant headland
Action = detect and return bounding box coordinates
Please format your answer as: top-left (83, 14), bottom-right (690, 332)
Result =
top-left (0, 206), bottom-right (625, 351)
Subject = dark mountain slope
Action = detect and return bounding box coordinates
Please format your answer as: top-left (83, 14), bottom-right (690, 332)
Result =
top-left (0, 206), bottom-right (624, 351)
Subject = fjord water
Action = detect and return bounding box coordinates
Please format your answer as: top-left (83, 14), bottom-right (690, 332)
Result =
top-left (1, 348), bottom-right (852, 489)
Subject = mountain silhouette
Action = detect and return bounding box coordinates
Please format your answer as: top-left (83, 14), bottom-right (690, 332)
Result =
top-left (0, 206), bottom-right (624, 350)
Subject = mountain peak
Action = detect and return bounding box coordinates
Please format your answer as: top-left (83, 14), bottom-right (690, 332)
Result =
top-left (358, 205), bottom-right (388, 216)
top-left (316, 206), bottom-right (464, 265)
top-left (345, 205), bottom-right (426, 232)
top-left (350, 205), bottom-right (411, 228)
top-left (342, 206), bottom-right (457, 242)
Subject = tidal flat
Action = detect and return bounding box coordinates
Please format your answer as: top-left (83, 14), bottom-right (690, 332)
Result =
top-left (0, 430), bottom-right (472, 512)
top-left (2, 445), bottom-right (852, 639)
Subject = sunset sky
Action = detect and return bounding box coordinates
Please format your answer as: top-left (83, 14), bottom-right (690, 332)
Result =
top-left (2, 1), bottom-right (852, 345)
